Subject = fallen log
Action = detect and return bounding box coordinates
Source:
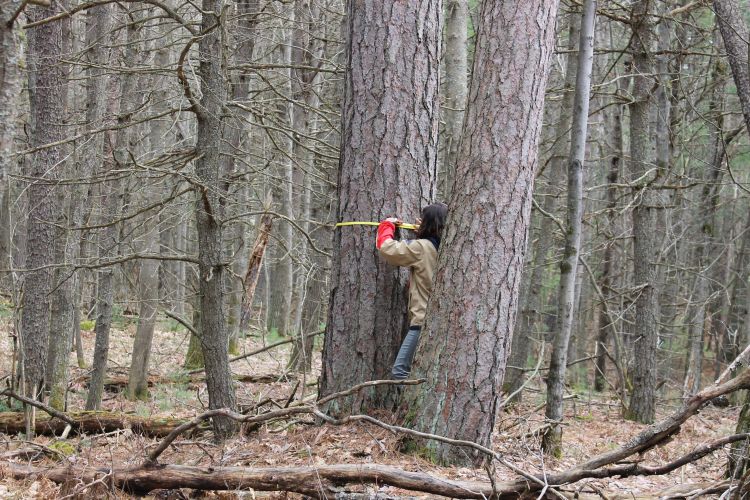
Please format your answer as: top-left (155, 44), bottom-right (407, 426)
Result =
top-left (3, 463), bottom-right (502, 498)
top-left (0, 411), bottom-right (191, 438)
top-left (70, 372), bottom-right (300, 391)
top-left (4, 437), bottom-right (747, 500)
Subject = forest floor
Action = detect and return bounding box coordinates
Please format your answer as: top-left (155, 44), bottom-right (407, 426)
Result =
top-left (0, 314), bottom-right (741, 499)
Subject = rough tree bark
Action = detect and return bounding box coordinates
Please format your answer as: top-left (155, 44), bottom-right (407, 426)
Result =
top-left (438, 0), bottom-right (468, 199)
top-left (542, 0), bottom-right (596, 457)
top-left (713, 0), bottom-right (750, 133)
top-left (193, 0), bottom-right (237, 437)
top-left (318, 0), bottom-right (440, 413)
top-left (21, 0), bottom-right (65, 424)
top-left (626, 0), bottom-right (660, 425)
top-left (401, 0), bottom-right (559, 465)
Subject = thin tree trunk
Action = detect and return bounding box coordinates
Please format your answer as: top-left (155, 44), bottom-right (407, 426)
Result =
top-left (267, 6), bottom-right (295, 339)
top-left (626, 0), bottom-right (660, 425)
top-left (594, 68), bottom-right (625, 393)
top-left (193, 0), bottom-right (237, 437)
top-left (86, 10), bottom-right (137, 410)
top-left (683, 56), bottom-right (727, 398)
top-left (542, 0), bottom-right (596, 457)
top-left (47, 4), bottom-right (110, 411)
top-left (503, 13), bottom-right (577, 404)
top-left (319, 0), bottom-right (440, 413)
top-left (127, 222), bottom-right (160, 400)
top-left (401, 0), bottom-right (559, 465)
top-left (0, 3), bottom-right (23, 284)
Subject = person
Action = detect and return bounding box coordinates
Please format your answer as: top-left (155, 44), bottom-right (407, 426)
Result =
top-left (375, 202), bottom-right (447, 380)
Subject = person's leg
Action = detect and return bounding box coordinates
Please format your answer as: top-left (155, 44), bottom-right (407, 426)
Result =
top-left (391, 327), bottom-right (421, 379)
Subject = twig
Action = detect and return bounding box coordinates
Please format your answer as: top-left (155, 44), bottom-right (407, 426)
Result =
top-left (164, 310), bottom-right (200, 338)
top-left (500, 343), bottom-right (545, 408)
top-left (146, 378), bottom-right (426, 464)
top-left (187, 330), bottom-right (325, 374)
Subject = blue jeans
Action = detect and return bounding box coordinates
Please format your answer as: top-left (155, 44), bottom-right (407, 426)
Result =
top-left (392, 326), bottom-right (421, 380)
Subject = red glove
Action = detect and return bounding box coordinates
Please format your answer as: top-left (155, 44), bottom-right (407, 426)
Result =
top-left (376, 220), bottom-right (396, 249)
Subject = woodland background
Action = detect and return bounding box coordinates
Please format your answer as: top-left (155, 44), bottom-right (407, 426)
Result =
top-left (2, 0), bottom-right (750, 497)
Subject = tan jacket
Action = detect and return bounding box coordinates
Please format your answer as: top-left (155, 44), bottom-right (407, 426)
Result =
top-left (378, 239), bottom-right (438, 326)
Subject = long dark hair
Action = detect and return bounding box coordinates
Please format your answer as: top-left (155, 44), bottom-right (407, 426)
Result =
top-left (416, 203), bottom-right (447, 240)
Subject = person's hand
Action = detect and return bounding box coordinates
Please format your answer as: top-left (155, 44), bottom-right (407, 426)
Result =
top-left (415, 217), bottom-right (422, 229)
top-left (384, 217), bottom-right (401, 224)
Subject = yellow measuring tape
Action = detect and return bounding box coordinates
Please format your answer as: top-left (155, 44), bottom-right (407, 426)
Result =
top-left (335, 221), bottom-right (418, 231)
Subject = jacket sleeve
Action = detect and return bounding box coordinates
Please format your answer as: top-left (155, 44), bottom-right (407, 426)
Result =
top-left (378, 238), bottom-right (423, 267)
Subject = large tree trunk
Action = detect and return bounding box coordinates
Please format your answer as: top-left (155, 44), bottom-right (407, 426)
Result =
top-left (400, 0), bottom-right (559, 465)
top-left (21, 0), bottom-right (66, 427)
top-left (542, 0), bottom-right (596, 457)
top-left (626, 0), bottom-right (660, 425)
top-left (714, 0), bottom-right (750, 133)
top-left (318, 0), bottom-right (440, 413)
top-left (193, 0), bottom-right (237, 437)
top-left (438, 0), bottom-right (468, 199)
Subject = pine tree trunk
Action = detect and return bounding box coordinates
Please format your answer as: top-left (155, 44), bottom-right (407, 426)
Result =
top-left (713, 0), bottom-right (750, 133)
top-left (626, 0), bottom-right (660, 424)
top-left (319, 0), bottom-right (440, 413)
top-left (542, 0), bottom-right (596, 457)
top-left (400, 0), bottom-right (559, 465)
top-left (22, 1), bottom-right (66, 421)
top-left (438, 0), bottom-right (468, 200)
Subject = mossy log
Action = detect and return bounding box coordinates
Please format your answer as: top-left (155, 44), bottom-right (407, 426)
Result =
top-left (0, 411), bottom-right (190, 437)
